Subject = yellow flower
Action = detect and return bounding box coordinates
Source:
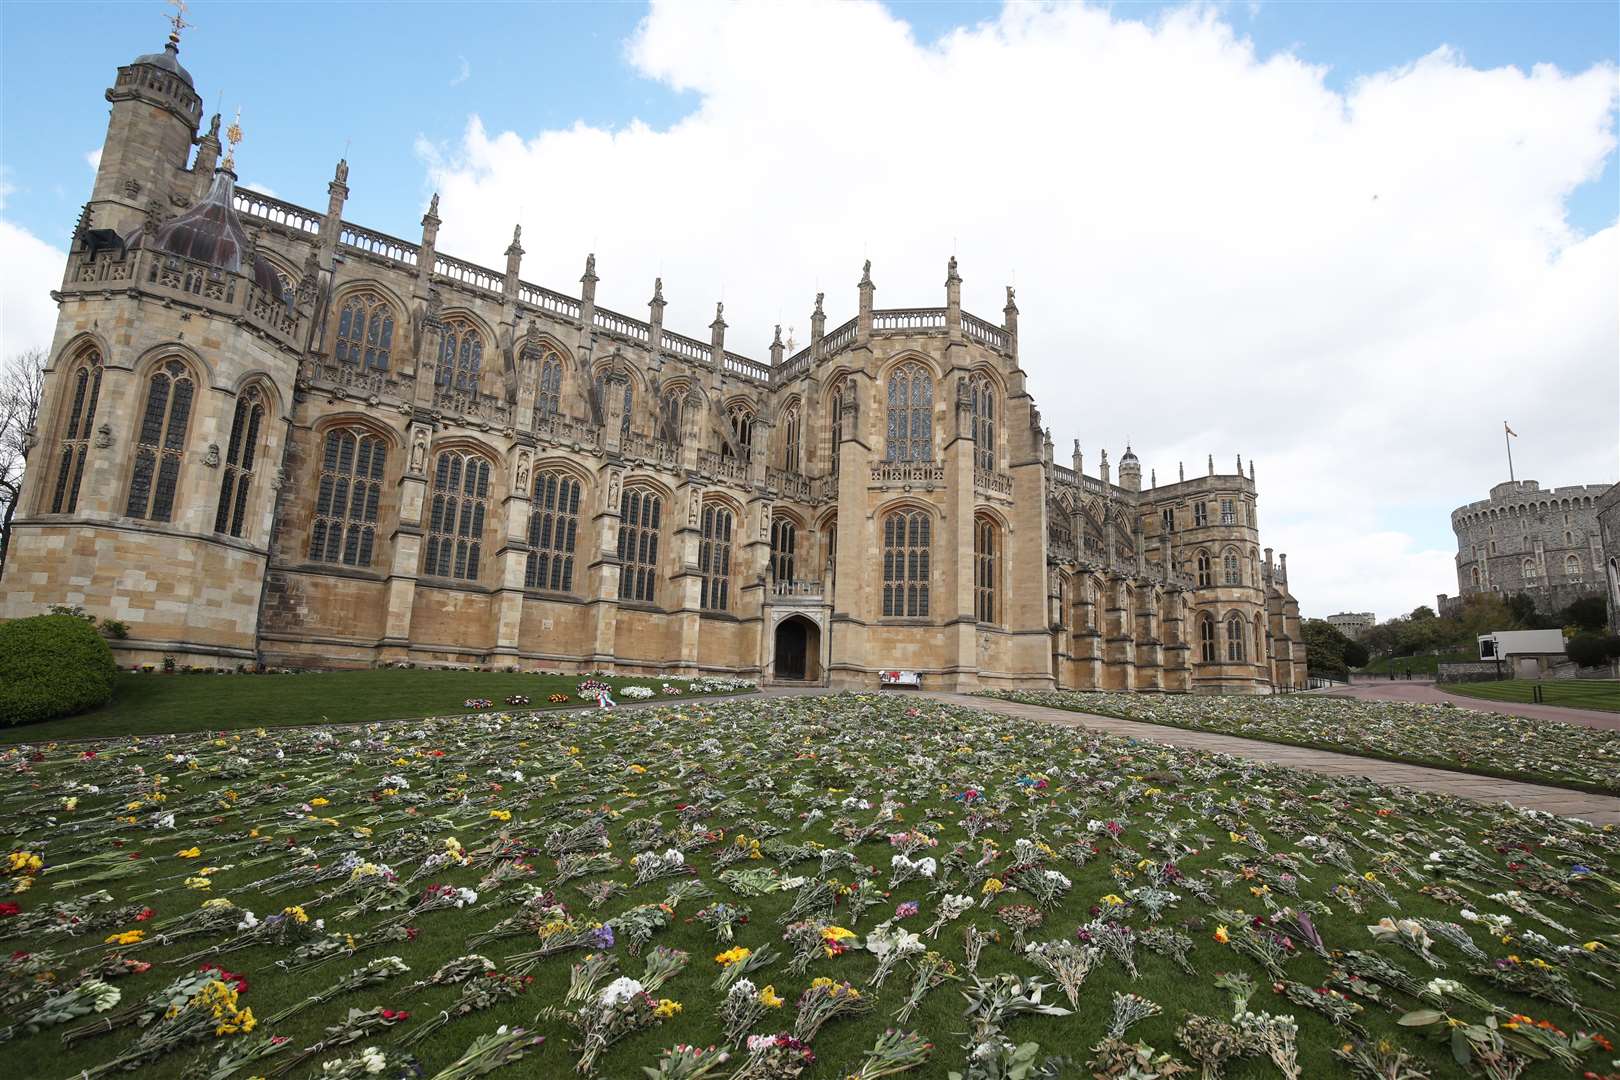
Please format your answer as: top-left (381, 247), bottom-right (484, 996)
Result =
top-left (760, 984), bottom-right (785, 1008)
top-left (105, 929), bottom-right (145, 945)
top-left (6, 851), bottom-right (43, 874)
top-left (982, 879), bottom-right (1004, 895)
top-left (628, 764), bottom-right (647, 774)
top-left (489, 810), bottom-right (512, 822)
top-left (715, 946), bottom-right (751, 966)
top-left (283, 906), bottom-right (310, 924)
top-left (185, 876), bottom-right (212, 890)
top-left (1362, 872), bottom-right (1378, 883)
top-left (177, 847), bottom-right (202, 859)
top-left (1213, 925), bottom-right (1231, 944)
top-left (202, 897), bottom-right (233, 909)
top-left (821, 926), bottom-right (856, 942)
top-left (1250, 885), bottom-right (1270, 897)
top-left (310, 798), bottom-right (330, 807)
top-left (1100, 894), bottom-right (1125, 907)
top-left (1582, 941), bottom-right (1604, 952)
top-left (653, 998), bottom-right (682, 1019)
top-left (1229, 832), bottom-right (1244, 843)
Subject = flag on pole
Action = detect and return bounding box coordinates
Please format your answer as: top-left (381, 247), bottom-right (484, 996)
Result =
top-left (1504, 421), bottom-right (1517, 437)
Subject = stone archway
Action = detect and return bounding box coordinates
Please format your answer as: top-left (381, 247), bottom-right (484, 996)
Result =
top-left (773, 614), bottom-right (820, 681)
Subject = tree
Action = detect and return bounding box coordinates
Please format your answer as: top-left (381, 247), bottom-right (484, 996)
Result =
top-left (1342, 639), bottom-right (1371, 668)
top-left (1557, 594), bottom-right (1608, 632)
top-left (1302, 618), bottom-right (1352, 677)
top-left (0, 349), bottom-right (45, 580)
top-left (1565, 634), bottom-right (1614, 669)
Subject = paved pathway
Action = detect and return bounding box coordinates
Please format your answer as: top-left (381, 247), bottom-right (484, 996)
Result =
top-left (904, 691), bottom-right (1620, 826)
top-left (1324, 679), bottom-right (1620, 731)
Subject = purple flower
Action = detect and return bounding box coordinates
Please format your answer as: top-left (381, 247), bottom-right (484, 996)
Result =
top-left (591, 925), bottom-right (616, 950)
top-left (895, 901), bottom-right (919, 919)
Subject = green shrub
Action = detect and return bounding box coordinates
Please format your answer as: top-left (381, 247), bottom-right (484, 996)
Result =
top-left (0, 614), bottom-right (118, 725)
top-left (99, 619), bottom-right (130, 640)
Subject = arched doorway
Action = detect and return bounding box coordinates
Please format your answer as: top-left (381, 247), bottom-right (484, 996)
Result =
top-left (773, 615), bottom-right (820, 681)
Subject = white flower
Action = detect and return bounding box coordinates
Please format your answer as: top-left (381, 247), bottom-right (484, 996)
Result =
top-left (236, 911), bottom-right (259, 930)
top-left (600, 977), bottom-right (645, 1007)
top-left (360, 1047), bottom-right (387, 1074)
top-left (916, 857), bottom-right (937, 878)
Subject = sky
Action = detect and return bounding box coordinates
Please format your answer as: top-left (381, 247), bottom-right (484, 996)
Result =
top-left (2, 0), bottom-right (1616, 622)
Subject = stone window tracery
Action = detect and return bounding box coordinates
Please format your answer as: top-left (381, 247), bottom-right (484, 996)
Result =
top-left (1194, 502), bottom-right (1208, 528)
top-left (49, 348), bottom-right (102, 514)
top-left (1222, 548), bottom-right (1241, 585)
top-left (1225, 613), bottom-right (1246, 662)
top-left (974, 516), bottom-right (998, 624)
top-left (436, 317), bottom-right (483, 392)
top-left (309, 427), bottom-right (386, 567)
top-left (214, 386), bottom-right (265, 538)
top-left (882, 508), bottom-right (931, 617)
top-left (722, 405), bottom-right (754, 461)
top-left (829, 377), bottom-right (847, 474)
top-left (659, 390), bottom-right (684, 444)
top-left (771, 517), bottom-right (797, 582)
top-left (1564, 553), bottom-right (1581, 580)
top-left (126, 358), bottom-right (194, 522)
top-left (1199, 612), bottom-right (1216, 662)
top-left (594, 373), bottom-right (632, 436)
top-left (885, 363), bottom-right (932, 463)
top-left (424, 451), bottom-right (490, 581)
top-left (1196, 550), bottom-right (1211, 588)
top-left (700, 503), bottom-right (734, 610)
top-left (535, 351), bottom-right (563, 418)
top-left (334, 292), bottom-right (394, 370)
top-left (969, 374), bottom-right (995, 471)
top-left (525, 471), bottom-right (581, 592)
top-left (781, 404), bottom-right (801, 473)
top-left (618, 487), bottom-right (662, 603)
top-left (1522, 559), bottom-right (1536, 582)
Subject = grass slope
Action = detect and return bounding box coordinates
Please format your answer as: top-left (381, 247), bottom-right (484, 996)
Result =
top-left (977, 689), bottom-right (1620, 795)
top-left (2, 696), bottom-right (1616, 1079)
top-left (0, 670), bottom-right (750, 744)
top-left (1443, 679), bottom-right (1620, 715)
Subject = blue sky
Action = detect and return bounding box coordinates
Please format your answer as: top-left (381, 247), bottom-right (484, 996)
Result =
top-left (2, 1), bottom-right (1614, 244)
top-left (1, 1), bottom-right (1615, 620)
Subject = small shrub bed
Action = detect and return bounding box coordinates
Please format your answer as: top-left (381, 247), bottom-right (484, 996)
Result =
top-left (0, 614), bottom-right (118, 725)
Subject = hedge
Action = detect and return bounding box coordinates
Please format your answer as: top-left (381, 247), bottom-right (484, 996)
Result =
top-left (0, 614), bottom-right (118, 725)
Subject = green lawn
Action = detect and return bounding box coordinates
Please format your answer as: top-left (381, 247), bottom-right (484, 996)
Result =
top-left (1356, 652), bottom-right (1472, 676)
top-left (1, 695), bottom-right (1614, 1079)
top-left (0, 670), bottom-right (754, 744)
top-left (1443, 678), bottom-right (1620, 714)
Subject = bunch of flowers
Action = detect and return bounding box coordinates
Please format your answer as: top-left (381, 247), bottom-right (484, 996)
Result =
top-left (79, 977), bottom-right (255, 1078)
top-left (463, 698), bottom-right (494, 710)
top-left (717, 977), bottom-right (785, 1047)
top-left (577, 678), bottom-right (613, 700)
top-left (392, 954), bottom-right (494, 1000)
top-left (895, 950), bottom-right (957, 1024)
top-left (632, 848), bottom-right (690, 884)
top-left (548, 693), bottom-right (570, 704)
top-left (400, 971), bottom-right (528, 1048)
top-left (1108, 991), bottom-right (1164, 1039)
top-left (505, 695), bottom-right (530, 706)
top-left (693, 901), bottom-right (749, 943)
top-left (730, 1034), bottom-right (814, 1080)
top-left (0, 977), bottom-right (120, 1041)
top-left (887, 854), bottom-right (936, 890)
top-left (305, 1044), bottom-right (416, 1080)
top-left (995, 904), bottom-right (1044, 952)
top-left (660, 683), bottom-right (685, 696)
top-left (864, 921), bottom-right (925, 988)
top-left (621, 686), bottom-right (654, 700)
top-left (792, 978), bottom-right (872, 1042)
top-left (1024, 939), bottom-right (1100, 1008)
top-left (605, 902), bottom-right (675, 956)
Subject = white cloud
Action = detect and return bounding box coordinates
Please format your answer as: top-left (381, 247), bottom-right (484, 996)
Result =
top-left (85, 148), bottom-right (102, 171)
top-left (301, 3), bottom-right (1620, 618)
top-left (0, 218), bottom-right (65, 361)
top-left (450, 56), bottom-right (470, 87)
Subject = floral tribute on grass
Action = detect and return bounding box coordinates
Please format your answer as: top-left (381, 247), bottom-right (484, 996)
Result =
top-left (0, 696), bottom-right (1616, 1078)
top-left (978, 688), bottom-right (1620, 793)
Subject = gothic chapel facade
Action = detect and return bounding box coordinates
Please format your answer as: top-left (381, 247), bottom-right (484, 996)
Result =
top-left (2, 34), bottom-right (1307, 693)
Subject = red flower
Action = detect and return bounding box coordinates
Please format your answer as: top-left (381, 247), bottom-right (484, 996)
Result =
top-left (0, 903), bottom-right (20, 917)
top-left (134, 908), bottom-right (156, 921)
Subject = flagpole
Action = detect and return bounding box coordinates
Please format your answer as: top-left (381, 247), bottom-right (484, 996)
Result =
top-left (1504, 421), bottom-right (1515, 482)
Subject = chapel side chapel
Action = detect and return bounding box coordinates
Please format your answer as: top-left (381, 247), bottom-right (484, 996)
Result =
top-left (1, 34), bottom-right (1307, 694)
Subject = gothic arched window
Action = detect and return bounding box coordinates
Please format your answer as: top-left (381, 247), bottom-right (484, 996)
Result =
top-left (525, 470), bottom-right (581, 592)
top-left (125, 358), bottom-right (194, 522)
top-left (828, 377), bottom-right (847, 474)
top-left (969, 375), bottom-right (995, 472)
top-left (1199, 612), bottom-right (1216, 662)
top-left (214, 386), bottom-right (266, 538)
top-left (1223, 548), bottom-right (1241, 585)
top-left (1470, 565), bottom-right (1481, 587)
top-left (1225, 613), bottom-right (1246, 662)
top-left (885, 363), bottom-right (932, 462)
top-left (49, 348), bottom-right (102, 514)
top-left (722, 405), bottom-right (754, 461)
top-left (882, 508), bottom-right (931, 617)
top-left (334, 292), bottom-right (395, 370)
top-left (535, 351), bottom-right (563, 418)
top-left (594, 372), bottom-right (632, 436)
top-left (424, 451), bottom-right (490, 580)
top-left (1522, 559), bottom-right (1536, 582)
top-left (781, 404), bottom-right (801, 473)
top-left (771, 517), bottom-right (797, 582)
top-left (437, 318), bottom-right (483, 392)
top-left (618, 487), bottom-right (662, 602)
top-left (659, 390), bottom-right (685, 444)
top-left (974, 516), bottom-right (998, 624)
top-left (700, 503), bottom-right (734, 610)
top-left (1565, 554), bottom-right (1581, 580)
top-left (1196, 550), bottom-right (1211, 588)
top-left (309, 427), bottom-right (386, 566)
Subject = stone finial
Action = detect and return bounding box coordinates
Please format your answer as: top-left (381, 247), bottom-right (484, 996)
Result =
top-left (425, 193), bottom-right (440, 221)
top-left (859, 259), bottom-right (872, 287)
top-left (813, 291), bottom-right (824, 317)
top-left (652, 276), bottom-right (664, 304)
top-left (1207, 453), bottom-right (1214, 476)
top-left (506, 224), bottom-right (523, 256)
top-left (1151, 468), bottom-right (1157, 488)
top-left (711, 301), bottom-right (726, 329)
top-left (945, 255), bottom-right (961, 284)
top-left (1236, 453), bottom-right (1243, 474)
top-left (1179, 461), bottom-right (1184, 481)
top-left (581, 252), bottom-right (598, 285)
top-left (772, 323), bottom-right (782, 347)
top-left (1249, 460), bottom-right (1255, 481)
top-left (770, 324), bottom-right (784, 367)
top-left (334, 156), bottom-right (348, 184)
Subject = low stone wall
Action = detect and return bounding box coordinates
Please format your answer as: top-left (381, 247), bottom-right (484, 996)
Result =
top-left (1437, 661), bottom-right (1506, 683)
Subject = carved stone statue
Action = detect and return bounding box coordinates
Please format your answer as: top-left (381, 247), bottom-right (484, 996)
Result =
top-left (203, 443), bottom-right (220, 468)
top-left (814, 291), bottom-right (824, 314)
top-left (335, 157), bottom-right (348, 184)
top-left (411, 428), bottom-right (427, 472)
top-left (515, 451), bottom-right (530, 492)
top-left (95, 423), bottom-right (112, 449)
top-left (207, 112), bottom-right (221, 140)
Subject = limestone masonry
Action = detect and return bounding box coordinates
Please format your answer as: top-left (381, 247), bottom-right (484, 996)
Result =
top-left (1, 34), bottom-right (1306, 693)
